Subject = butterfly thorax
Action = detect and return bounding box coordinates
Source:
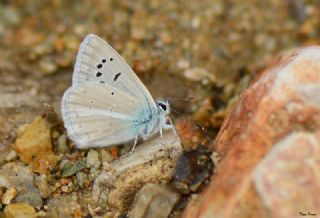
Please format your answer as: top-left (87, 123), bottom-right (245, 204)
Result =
top-left (133, 101), bottom-right (169, 139)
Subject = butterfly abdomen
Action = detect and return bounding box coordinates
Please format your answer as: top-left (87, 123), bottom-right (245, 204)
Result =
top-left (131, 107), bottom-right (160, 138)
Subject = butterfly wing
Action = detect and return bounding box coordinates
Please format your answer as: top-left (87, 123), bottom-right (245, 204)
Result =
top-left (72, 34), bottom-right (156, 108)
top-left (61, 82), bottom-right (148, 148)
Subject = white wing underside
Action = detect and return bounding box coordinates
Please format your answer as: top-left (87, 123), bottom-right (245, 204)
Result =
top-left (62, 82), bottom-right (145, 148)
top-left (72, 34), bottom-right (156, 108)
top-left (62, 34), bottom-right (159, 148)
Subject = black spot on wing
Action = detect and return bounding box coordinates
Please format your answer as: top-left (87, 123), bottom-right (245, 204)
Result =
top-left (102, 59), bottom-right (106, 63)
top-left (97, 64), bottom-right (103, 69)
top-left (114, 72), bottom-right (121, 81)
top-left (96, 72), bottom-right (102, 77)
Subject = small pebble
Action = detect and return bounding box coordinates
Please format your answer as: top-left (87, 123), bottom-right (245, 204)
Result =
top-left (35, 175), bottom-right (53, 199)
top-left (86, 150), bottom-right (100, 169)
top-left (5, 150), bottom-right (17, 162)
top-left (57, 134), bottom-right (68, 153)
top-left (184, 67), bottom-right (215, 84)
top-left (100, 149), bottom-right (114, 163)
top-left (52, 131), bottom-right (59, 139)
top-left (2, 188), bottom-right (17, 204)
top-left (14, 182), bottom-right (43, 208)
top-left (61, 186), bottom-right (69, 193)
top-left (35, 210), bottom-right (47, 217)
top-left (102, 162), bottom-right (112, 172)
top-left (62, 160), bottom-right (86, 177)
top-left (172, 148), bottom-right (214, 194)
top-left (46, 195), bottom-right (81, 217)
top-left (76, 172), bottom-right (88, 188)
top-left (59, 159), bottom-right (71, 170)
top-left (39, 58), bottom-right (57, 74)
top-left (4, 203), bottom-right (36, 218)
top-left (130, 183), bottom-right (180, 218)
top-left (211, 152), bottom-right (220, 166)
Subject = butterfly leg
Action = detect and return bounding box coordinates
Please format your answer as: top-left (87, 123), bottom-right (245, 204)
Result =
top-left (160, 127), bottom-right (172, 157)
top-left (162, 122), bottom-right (177, 157)
top-left (130, 134), bottom-right (139, 154)
top-left (159, 127), bottom-right (165, 146)
top-left (165, 117), bottom-right (178, 137)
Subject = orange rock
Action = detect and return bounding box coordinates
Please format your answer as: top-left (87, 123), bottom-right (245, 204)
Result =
top-left (175, 118), bottom-right (208, 149)
top-left (12, 116), bottom-right (60, 174)
top-left (108, 147), bottom-right (120, 158)
top-left (183, 47), bottom-right (320, 218)
top-left (253, 132), bottom-right (320, 217)
top-left (73, 208), bottom-right (84, 218)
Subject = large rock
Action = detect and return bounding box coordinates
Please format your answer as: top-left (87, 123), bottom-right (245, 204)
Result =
top-left (92, 130), bottom-right (182, 212)
top-left (253, 132), bottom-right (320, 217)
top-left (183, 47), bottom-right (320, 218)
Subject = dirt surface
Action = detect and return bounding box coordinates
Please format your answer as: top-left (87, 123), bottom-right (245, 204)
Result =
top-left (2, 0), bottom-right (319, 147)
top-left (0, 0), bottom-right (320, 217)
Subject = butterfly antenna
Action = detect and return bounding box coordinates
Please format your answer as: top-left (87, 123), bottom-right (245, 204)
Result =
top-left (169, 106), bottom-right (189, 132)
top-left (195, 123), bottom-right (209, 135)
top-left (165, 96), bottom-right (194, 131)
top-left (167, 98), bottom-right (210, 137)
top-left (168, 103), bottom-right (209, 135)
top-left (166, 96), bottom-right (194, 102)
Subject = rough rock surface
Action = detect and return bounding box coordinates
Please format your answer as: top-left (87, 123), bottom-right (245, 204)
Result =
top-left (92, 130), bottom-right (182, 212)
top-left (183, 47), bottom-right (320, 218)
top-left (253, 132), bottom-right (320, 217)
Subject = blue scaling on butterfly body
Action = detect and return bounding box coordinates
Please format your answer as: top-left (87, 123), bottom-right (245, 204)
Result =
top-left (61, 34), bottom-right (177, 152)
top-left (140, 100), bottom-right (171, 135)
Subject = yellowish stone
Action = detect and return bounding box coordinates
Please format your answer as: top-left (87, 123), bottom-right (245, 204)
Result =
top-left (4, 203), bottom-right (36, 218)
top-left (2, 188), bottom-right (17, 205)
top-left (12, 116), bottom-right (60, 174)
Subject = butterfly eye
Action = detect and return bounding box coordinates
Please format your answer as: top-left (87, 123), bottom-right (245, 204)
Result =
top-left (158, 102), bottom-right (167, 111)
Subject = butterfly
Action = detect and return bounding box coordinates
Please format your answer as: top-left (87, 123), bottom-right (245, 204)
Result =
top-left (61, 34), bottom-right (177, 152)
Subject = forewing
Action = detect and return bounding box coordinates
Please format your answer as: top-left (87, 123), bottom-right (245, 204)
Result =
top-left (61, 82), bottom-right (144, 148)
top-left (72, 34), bottom-right (156, 108)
